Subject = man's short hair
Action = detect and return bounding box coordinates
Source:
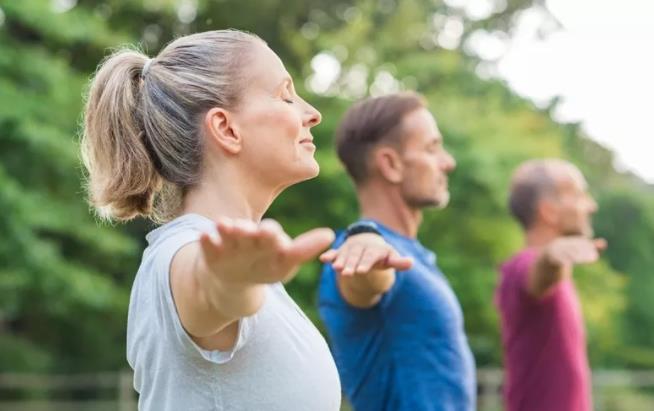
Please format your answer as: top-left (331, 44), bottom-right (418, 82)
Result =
top-left (335, 92), bottom-right (426, 184)
top-left (508, 159), bottom-right (575, 229)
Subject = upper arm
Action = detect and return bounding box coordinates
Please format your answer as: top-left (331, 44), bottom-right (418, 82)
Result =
top-left (169, 241), bottom-right (239, 351)
top-left (526, 252), bottom-right (567, 299)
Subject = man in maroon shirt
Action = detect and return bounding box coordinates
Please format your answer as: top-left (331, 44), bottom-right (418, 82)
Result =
top-left (496, 159), bottom-right (607, 411)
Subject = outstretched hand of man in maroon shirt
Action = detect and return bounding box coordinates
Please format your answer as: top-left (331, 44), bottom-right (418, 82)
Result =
top-left (527, 236), bottom-right (607, 298)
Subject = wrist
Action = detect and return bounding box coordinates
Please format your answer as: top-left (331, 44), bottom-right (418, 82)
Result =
top-left (345, 221), bottom-right (382, 239)
top-left (208, 276), bottom-right (266, 318)
top-left (195, 258), bottom-right (261, 308)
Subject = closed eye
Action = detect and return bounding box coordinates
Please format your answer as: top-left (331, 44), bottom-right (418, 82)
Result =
top-left (427, 136), bottom-right (443, 150)
top-left (427, 142), bottom-right (440, 152)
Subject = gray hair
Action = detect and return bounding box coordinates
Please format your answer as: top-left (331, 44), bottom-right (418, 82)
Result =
top-left (81, 30), bottom-right (263, 222)
top-left (508, 158), bottom-right (582, 228)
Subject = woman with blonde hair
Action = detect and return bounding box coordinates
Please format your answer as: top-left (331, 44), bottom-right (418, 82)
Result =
top-left (81, 29), bottom-right (340, 410)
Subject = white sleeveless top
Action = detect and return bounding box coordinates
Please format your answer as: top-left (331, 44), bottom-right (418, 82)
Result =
top-left (126, 214), bottom-right (341, 410)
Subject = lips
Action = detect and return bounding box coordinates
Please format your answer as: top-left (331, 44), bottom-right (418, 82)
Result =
top-left (299, 137), bottom-right (314, 144)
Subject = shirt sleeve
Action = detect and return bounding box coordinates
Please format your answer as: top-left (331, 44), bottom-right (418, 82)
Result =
top-left (376, 263), bottom-right (406, 311)
top-left (501, 249), bottom-right (558, 308)
top-left (153, 229), bottom-right (255, 365)
top-left (511, 250), bottom-right (537, 295)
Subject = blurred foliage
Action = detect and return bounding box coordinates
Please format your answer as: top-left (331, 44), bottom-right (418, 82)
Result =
top-left (0, 0), bottom-right (652, 378)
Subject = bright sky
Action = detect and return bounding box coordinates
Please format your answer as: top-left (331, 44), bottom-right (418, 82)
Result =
top-left (494, 0), bottom-right (654, 182)
top-left (308, 0), bottom-right (654, 182)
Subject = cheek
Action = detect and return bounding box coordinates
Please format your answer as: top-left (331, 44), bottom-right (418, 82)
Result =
top-left (240, 103), bottom-right (302, 145)
top-left (577, 206), bottom-right (591, 222)
top-left (565, 205), bottom-right (585, 225)
top-left (407, 159), bottom-right (438, 190)
top-left (419, 157), bottom-right (441, 183)
top-left (262, 106), bottom-right (301, 141)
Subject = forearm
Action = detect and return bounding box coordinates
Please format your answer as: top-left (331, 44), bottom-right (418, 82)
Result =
top-left (172, 245), bottom-right (266, 338)
top-left (337, 268), bottom-right (396, 308)
top-left (197, 269), bottom-right (266, 320)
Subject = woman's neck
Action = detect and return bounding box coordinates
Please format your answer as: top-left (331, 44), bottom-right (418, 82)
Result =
top-left (182, 165), bottom-right (278, 222)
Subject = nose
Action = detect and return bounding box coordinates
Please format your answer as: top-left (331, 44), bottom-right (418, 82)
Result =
top-left (302, 99), bottom-right (322, 128)
top-left (440, 149), bottom-right (456, 173)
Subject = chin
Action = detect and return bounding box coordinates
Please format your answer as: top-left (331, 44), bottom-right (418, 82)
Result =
top-left (292, 159), bottom-right (320, 183)
top-left (435, 190), bottom-right (450, 209)
top-left (424, 191), bottom-right (450, 210)
top-left (408, 192), bottom-right (450, 210)
top-left (307, 158), bottom-right (320, 178)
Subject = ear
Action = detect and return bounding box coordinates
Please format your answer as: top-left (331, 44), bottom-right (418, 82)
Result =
top-left (373, 146), bottom-right (404, 184)
top-left (203, 107), bottom-right (241, 155)
top-left (537, 197), bottom-right (560, 227)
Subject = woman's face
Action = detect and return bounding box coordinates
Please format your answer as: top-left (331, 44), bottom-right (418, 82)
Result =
top-left (231, 41), bottom-right (322, 191)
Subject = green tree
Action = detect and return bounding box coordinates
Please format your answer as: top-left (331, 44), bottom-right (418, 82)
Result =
top-left (0, 0), bottom-right (652, 379)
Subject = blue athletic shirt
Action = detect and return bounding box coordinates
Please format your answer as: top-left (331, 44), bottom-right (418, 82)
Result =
top-left (318, 220), bottom-right (476, 411)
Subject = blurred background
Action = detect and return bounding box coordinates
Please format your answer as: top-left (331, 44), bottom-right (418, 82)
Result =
top-left (0, 0), bottom-right (653, 410)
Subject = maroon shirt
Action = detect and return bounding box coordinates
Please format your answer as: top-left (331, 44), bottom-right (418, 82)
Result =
top-left (495, 248), bottom-right (592, 411)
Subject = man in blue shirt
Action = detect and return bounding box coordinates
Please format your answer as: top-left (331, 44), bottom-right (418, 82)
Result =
top-left (319, 92), bottom-right (476, 411)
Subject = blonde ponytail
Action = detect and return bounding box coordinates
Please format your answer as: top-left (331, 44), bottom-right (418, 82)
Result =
top-left (81, 30), bottom-right (262, 222)
top-left (81, 49), bottom-right (161, 221)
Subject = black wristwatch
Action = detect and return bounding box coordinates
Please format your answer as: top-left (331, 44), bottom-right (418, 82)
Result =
top-left (344, 221), bottom-right (382, 238)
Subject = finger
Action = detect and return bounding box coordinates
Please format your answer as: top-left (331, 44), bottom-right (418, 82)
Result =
top-left (355, 249), bottom-right (387, 274)
top-left (216, 218), bottom-right (238, 250)
top-left (230, 219), bottom-right (258, 237)
top-left (218, 219), bottom-right (249, 250)
top-left (219, 220), bottom-right (255, 250)
top-left (199, 232), bottom-right (223, 262)
top-left (216, 218), bottom-right (233, 235)
top-left (258, 219), bottom-right (284, 239)
top-left (259, 218), bottom-right (284, 232)
top-left (342, 246), bottom-right (365, 276)
top-left (332, 245), bottom-right (350, 271)
top-left (319, 249), bottom-right (338, 263)
top-left (386, 252), bottom-right (414, 271)
top-left (285, 228), bottom-right (335, 263)
top-left (594, 238), bottom-right (608, 251)
top-left (255, 220), bottom-right (285, 249)
top-left (259, 219), bottom-right (291, 249)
